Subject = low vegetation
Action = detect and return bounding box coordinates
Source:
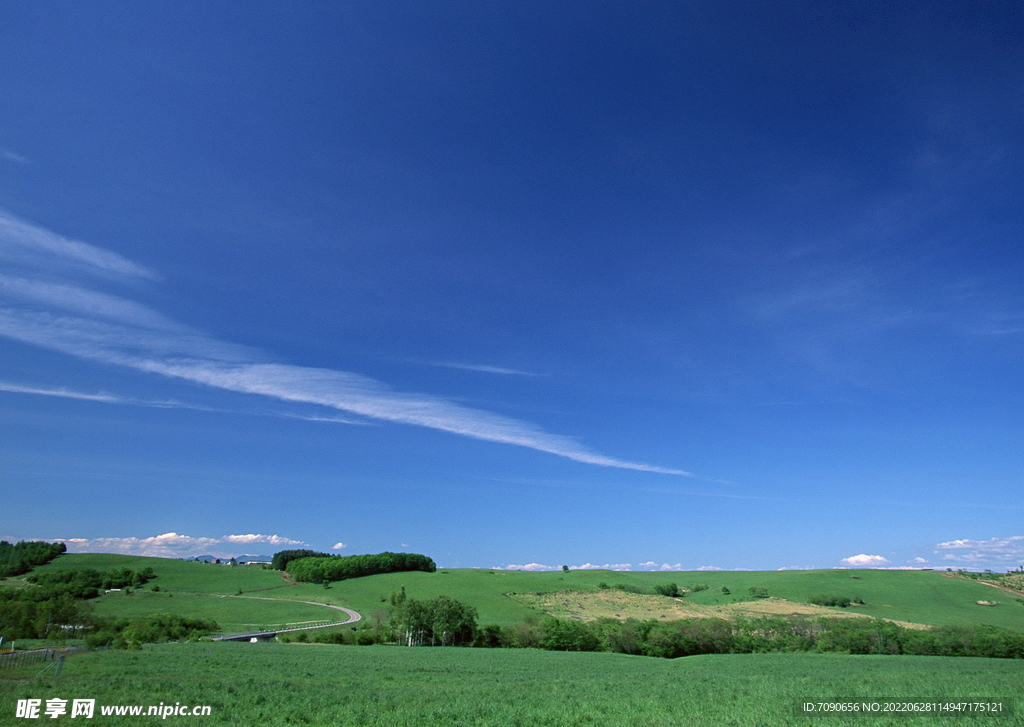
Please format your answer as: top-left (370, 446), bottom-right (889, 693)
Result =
top-left (84, 613), bottom-right (219, 649)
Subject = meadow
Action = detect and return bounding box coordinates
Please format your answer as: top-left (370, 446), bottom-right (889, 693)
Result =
top-left (9, 554), bottom-right (1024, 634)
top-left (3, 554), bottom-right (1024, 725)
top-left (1, 642), bottom-right (1021, 726)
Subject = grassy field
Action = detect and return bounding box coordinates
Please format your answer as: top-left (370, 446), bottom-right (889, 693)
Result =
top-left (1, 643), bottom-right (1021, 726)
top-left (6, 554), bottom-right (1024, 633)
top-left (89, 592), bottom-right (346, 633)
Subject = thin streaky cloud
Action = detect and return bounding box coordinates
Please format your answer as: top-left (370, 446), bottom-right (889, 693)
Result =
top-left (139, 360), bottom-right (693, 476)
top-left (0, 209), bottom-right (158, 281)
top-left (0, 380), bottom-right (216, 411)
top-left (0, 214), bottom-right (694, 477)
top-left (0, 274), bottom-right (184, 331)
top-left (429, 361), bottom-right (543, 376)
top-left (1, 150), bottom-right (29, 164)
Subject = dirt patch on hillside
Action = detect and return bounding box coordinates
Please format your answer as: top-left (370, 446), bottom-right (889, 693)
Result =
top-left (507, 591), bottom-right (929, 629)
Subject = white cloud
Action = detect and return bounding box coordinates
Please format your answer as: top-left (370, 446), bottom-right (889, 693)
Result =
top-left (220, 534), bottom-right (303, 546)
top-left (0, 212), bottom-right (693, 477)
top-left (697, 565), bottom-right (724, 571)
top-left (911, 557), bottom-right (928, 564)
top-left (574, 563), bottom-right (633, 571)
top-left (332, 542), bottom-right (347, 550)
top-left (935, 535), bottom-right (1024, 564)
top-left (495, 563), bottom-right (560, 571)
top-left (54, 532), bottom-right (305, 558)
top-left (840, 554), bottom-right (891, 567)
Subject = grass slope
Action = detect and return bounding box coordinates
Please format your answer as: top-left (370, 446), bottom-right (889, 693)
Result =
top-left (1, 644), bottom-right (1021, 726)
top-left (3, 555), bottom-right (342, 634)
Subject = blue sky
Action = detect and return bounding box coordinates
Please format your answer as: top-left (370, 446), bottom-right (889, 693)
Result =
top-left (1, 2), bottom-right (1022, 571)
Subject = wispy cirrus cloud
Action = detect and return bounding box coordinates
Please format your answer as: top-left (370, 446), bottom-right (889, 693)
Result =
top-left (52, 532), bottom-right (305, 558)
top-left (427, 361), bottom-right (543, 376)
top-left (0, 211), bottom-right (157, 281)
top-left (0, 211), bottom-right (690, 476)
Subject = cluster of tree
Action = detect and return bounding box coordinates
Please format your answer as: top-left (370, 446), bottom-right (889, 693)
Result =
top-left (270, 549), bottom-right (333, 571)
top-left (390, 595), bottom-right (478, 646)
top-left (26, 567), bottom-right (156, 599)
top-left (84, 614), bottom-right (218, 649)
top-left (0, 591), bottom-right (94, 639)
top-left (1, 566), bottom-right (158, 640)
top-left (285, 552), bottom-right (437, 583)
top-left (808, 594), bottom-right (865, 608)
top-left (0, 541), bottom-right (66, 578)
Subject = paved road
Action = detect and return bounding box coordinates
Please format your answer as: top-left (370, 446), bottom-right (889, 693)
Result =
top-left (210, 595), bottom-right (361, 641)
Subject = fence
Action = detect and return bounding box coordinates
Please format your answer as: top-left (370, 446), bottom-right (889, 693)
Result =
top-left (0, 648), bottom-right (58, 670)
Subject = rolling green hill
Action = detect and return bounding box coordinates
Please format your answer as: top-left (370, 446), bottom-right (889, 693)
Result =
top-left (5, 553), bottom-right (1024, 633)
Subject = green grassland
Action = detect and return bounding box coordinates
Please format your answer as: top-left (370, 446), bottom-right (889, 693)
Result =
top-left (23, 554), bottom-right (287, 594)
top-left (89, 592), bottom-right (344, 633)
top-left (7, 554), bottom-right (1024, 633)
top-left (1, 643), bottom-right (1021, 726)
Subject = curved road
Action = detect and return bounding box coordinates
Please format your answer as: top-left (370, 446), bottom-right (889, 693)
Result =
top-left (210, 595), bottom-right (361, 641)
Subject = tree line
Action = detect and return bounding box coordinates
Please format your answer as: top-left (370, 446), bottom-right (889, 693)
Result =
top-left (277, 551), bottom-right (436, 583)
top-left (0, 540), bottom-right (66, 578)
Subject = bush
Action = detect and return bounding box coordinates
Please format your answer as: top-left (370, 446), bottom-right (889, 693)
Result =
top-left (808, 595), bottom-right (852, 608)
top-left (542, 618), bottom-right (599, 652)
top-left (654, 583), bottom-right (680, 597)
